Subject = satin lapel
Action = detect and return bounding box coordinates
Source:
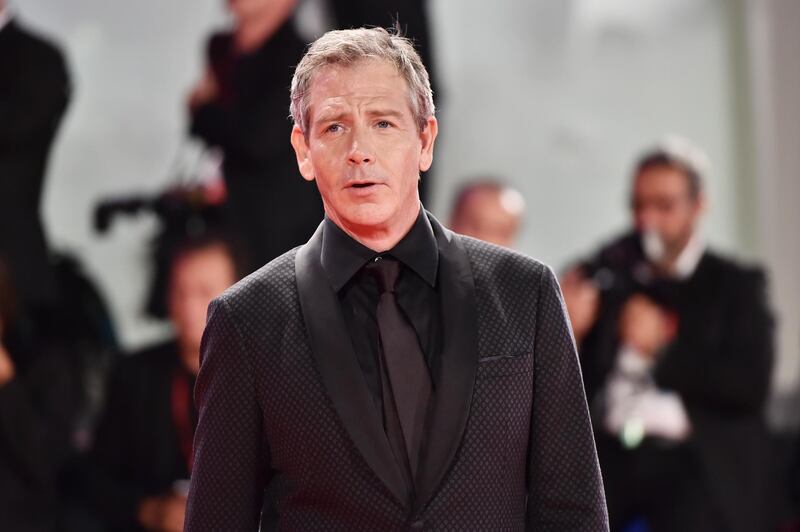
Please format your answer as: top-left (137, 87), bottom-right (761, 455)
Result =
top-left (414, 214), bottom-right (480, 514)
top-left (295, 223), bottom-right (410, 506)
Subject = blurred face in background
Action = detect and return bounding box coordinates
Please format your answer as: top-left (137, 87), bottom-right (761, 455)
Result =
top-left (168, 243), bottom-right (236, 374)
top-left (631, 164), bottom-right (704, 263)
top-left (450, 186), bottom-right (524, 248)
top-left (291, 59), bottom-right (437, 242)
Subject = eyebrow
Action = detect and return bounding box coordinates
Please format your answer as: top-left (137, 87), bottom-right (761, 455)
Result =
top-left (313, 111), bottom-right (348, 126)
top-left (366, 109), bottom-right (405, 120)
top-left (314, 107), bottom-right (406, 125)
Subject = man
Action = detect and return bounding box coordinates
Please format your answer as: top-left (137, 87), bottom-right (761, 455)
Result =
top-left (449, 179), bottom-right (526, 248)
top-left (186, 27), bottom-right (607, 531)
top-left (562, 139), bottom-right (774, 531)
top-left (85, 226), bottom-right (241, 532)
top-left (0, 0), bottom-right (70, 309)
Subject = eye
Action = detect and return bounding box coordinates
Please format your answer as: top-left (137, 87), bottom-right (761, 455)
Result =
top-left (376, 120), bottom-right (392, 129)
top-left (325, 123), bottom-right (342, 134)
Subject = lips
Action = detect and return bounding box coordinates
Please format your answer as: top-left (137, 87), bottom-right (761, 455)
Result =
top-left (345, 179), bottom-right (383, 189)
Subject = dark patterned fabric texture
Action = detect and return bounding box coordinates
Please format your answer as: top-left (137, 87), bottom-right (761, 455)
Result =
top-left (186, 215), bottom-right (608, 531)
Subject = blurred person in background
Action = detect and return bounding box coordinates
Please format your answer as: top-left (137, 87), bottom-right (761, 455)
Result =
top-left (0, 259), bottom-right (82, 532)
top-left (448, 179), bottom-right (525, 248)
top-left (0, 0), bottom-right (70, 311)
top-left (188, 0), bottom-right (322, 272)
top-left (562, 138), bottom-right (774, 532)
top-left (81, 204), bottom-right (243, 532)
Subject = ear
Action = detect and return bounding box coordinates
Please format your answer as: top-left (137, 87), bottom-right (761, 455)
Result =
top-left (418, 116), bottom-right (438, 173)
top-left (291, 125), bottom-right (315, 182)
top-left (693, 190), bottom-right (707, 217)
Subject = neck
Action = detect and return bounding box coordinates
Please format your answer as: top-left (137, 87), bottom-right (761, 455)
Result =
top-left (655, 230), bottom-right (698, 276)
top-left (331, 205), bottom-right (421, 252)
top-left (234, 3), bottom-right (293, 53)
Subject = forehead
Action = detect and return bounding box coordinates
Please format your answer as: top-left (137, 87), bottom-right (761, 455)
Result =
top-left (306, 59), bottom-right (411, 117)
top-left (634, 164), bottom-right (692, 196)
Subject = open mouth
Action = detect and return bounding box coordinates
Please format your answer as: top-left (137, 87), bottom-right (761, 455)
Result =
top-left (348, 181), bottom-right (381, 190)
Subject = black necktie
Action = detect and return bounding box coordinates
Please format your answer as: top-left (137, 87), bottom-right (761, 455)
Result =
top-left (367, 257), bottom-right (432, 491)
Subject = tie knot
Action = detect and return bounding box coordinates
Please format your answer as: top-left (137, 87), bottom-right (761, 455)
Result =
top-left (366, 256), bottom-right (401, 294)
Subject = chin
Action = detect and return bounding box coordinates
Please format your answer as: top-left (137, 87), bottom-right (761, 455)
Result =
top-left (342, 203), bottom-right (396, 229)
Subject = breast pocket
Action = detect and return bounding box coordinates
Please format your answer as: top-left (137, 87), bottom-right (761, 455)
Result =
top-left (476, 351), bottom-right (533, 377)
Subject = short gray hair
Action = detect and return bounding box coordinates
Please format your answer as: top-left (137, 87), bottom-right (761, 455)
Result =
top-left (289, 26), bottom-right (435, 134)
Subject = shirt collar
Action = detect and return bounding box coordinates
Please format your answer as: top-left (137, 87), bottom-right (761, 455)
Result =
top-left (321, 206), bottom-right (439, 292)
top-left (672, 231), bottom-right (706, 280)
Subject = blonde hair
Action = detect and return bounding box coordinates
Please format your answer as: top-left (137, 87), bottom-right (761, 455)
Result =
top-left (289, 26), bottom-right (435, 134)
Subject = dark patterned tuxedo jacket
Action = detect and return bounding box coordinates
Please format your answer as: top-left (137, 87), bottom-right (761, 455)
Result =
top-left (186, 213), bottom-right (608, 531)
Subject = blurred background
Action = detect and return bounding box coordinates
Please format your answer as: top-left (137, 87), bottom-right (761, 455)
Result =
top-left (1, 0), bottom-right (798, 530)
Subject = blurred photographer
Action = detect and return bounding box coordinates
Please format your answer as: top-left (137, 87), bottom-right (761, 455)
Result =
top-left (562, 138), bottom-right (774, 532)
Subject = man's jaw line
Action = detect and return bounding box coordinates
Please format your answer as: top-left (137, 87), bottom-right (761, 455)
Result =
top-left (324, 201), bottom-right (422, 253)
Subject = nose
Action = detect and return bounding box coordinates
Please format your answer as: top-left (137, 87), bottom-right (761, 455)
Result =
top-left (347, 128), bottom-right (374, 165)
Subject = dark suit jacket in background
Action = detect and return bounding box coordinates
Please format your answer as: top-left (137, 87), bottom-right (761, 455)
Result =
top-left (0, 19), bottom-right (70, 308)
top-left (0, 328), bottom-right (80, 532)
top-left (81, 342), bottom-right (195, 532)
top-left (186, 212), bottom-right (608, 531)
top-left (578, 233), bottom-right (774, 532)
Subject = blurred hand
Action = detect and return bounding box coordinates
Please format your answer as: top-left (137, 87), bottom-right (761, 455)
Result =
top-left (0, 325), bottom-right (15, 385)
top-left (618, 294), bottom-right (673, 359)
top-left (137, 493), bottom-right (187, 532)
top-left (188, 67), bottom-right (219, 110)
top-left (0, 348), bottom-right (14, 386)
top-left (561, 268), bottom-right (600, 344)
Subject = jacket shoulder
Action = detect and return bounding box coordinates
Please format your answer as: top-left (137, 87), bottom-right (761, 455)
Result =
top-left (459, 235), bottom-right (550, 285)
top-left (7, 21), bottom-right (67, 67)
top-left (208, 248), bottom-right (301, 355)
top-left (701, 249), bottom-right (768, 287)
top-left (218, 248), bottom-right (299, 310)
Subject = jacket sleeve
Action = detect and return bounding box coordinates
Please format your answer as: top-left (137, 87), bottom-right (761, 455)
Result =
top-left (185, 296), bottom-right (269, 531)
top-left (526, 265), bottom-right (609, 531)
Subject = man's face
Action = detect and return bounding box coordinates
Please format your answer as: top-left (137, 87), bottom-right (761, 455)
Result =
top-left (631, 164), bottom-right (703, 257)
top-left (291, 59), bottom-right (437, 239)
top-left (168, 244), bottom-right (236, 371)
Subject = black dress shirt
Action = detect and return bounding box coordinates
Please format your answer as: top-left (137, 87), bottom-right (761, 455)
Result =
top-left (320, 207), bottom-right (442, 413)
